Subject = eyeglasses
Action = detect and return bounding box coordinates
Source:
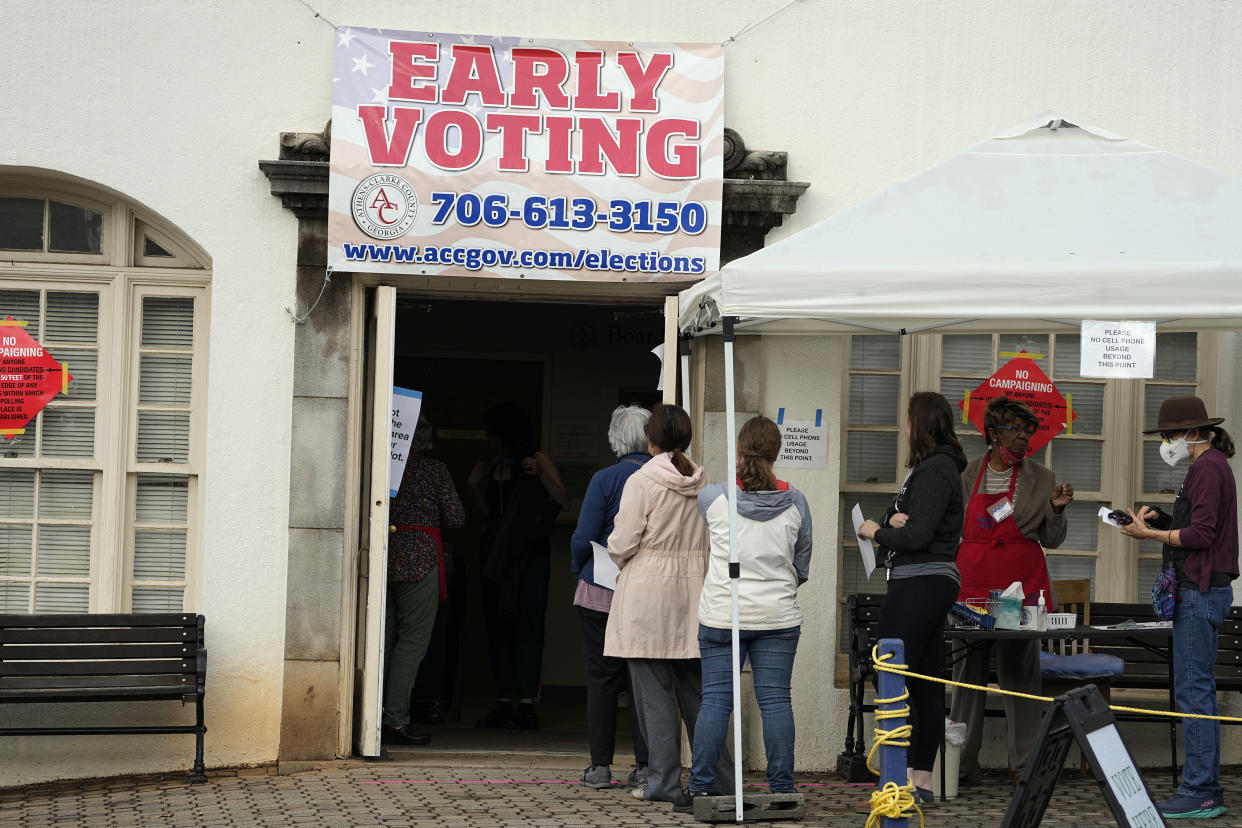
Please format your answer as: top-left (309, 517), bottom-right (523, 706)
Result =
top-left (1159, 431), bottom-right (1185, 442)
top-left (995, 424), bottom-right (1038, 437)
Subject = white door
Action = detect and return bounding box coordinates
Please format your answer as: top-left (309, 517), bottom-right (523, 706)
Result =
top-left (355, 285), bottom-right (396, 756)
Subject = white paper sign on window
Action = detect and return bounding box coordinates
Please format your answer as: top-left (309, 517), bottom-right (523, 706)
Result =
top-left (1079, 321), bottom-right (1156, 378)
top-left (389, 387), bottom-right (423, 497)
top-left (774, 408), bottom-right (827, 470)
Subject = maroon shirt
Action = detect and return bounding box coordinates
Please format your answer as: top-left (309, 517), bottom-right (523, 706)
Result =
top-left (1177, 448), bottom-right (1239, 592)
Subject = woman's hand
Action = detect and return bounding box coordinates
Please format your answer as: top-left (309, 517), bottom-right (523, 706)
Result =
top-left (858, 519), bottom-right (882, 541)
top-left (1119, 507), bottom-right (1150, 539)
top-left (1051, 482), bottom-right (1074, 511)
top-left (888, 513), bottom-right (909, 528)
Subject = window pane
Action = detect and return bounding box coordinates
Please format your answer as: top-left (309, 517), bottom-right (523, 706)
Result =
top-left (41, 408), bottom-right (95, 457)
top-left (0, 468), bottom-right (35, 517)
top-left (48, 348), bottom-right (97, 401)
top-left (940, 376), bottom-right (977, 413)
top-left (1061, 500), bottom-right (1100, 551)
top-left (0, 289), bottom-right (40, 329)
top-left (1058, 382), bottom-right (1103, 435)
top-left (841, 492), bottom-right (898, 542)
top-left (139, 353), bottom-right (192, 406)
top-left (36, 525), bottom-right (91, 576)
top-left (1137, 558), bottom-right (1163, 603)
top-left (133, 529), bottom-right (186, 580)
top-left (0, 524), bottom-right (34, 575)
top-left (1046, 440), bottom-right (1102, 491)
top-left (849, 375), bottom-right (899, 426)
top-left (998, 334), bottom-right (1048, 360)
top-left (1153, 333), bottom-right (1196, 382)
top-left (959, 431), bottom-right (987, 461)
top-left (45, 292), bottom-right (99, 343)
top-left (34, 583), bottom-right (89, 613)
top-left (136, 411), bottom-right (189, 463)
top-left (0, 198), bottom-right (44, 250)
top-left (851, 335), bottom-right (900, 371)
top-left (144, 236), bottom-right (174, 258)
top-left (136, 474), bottom-right (189, 523)
top-left (1144, 384), bottom-right (1197, 432)
top-left (1143, 440), bottom-right (1191, 495)
top-left (1053, 334), bottom-right (1082, 379)
top-left (846, 432), bottom-right (897, 484)
top-left (0, 426), bottom-right (36, 459)
top-left (0, 582), bottom-right (30, 612)
top-left (132, 586), bottom-right (183, 613)
top-left (48, 201), bottom-right (103, 254)
top-left (141, 297), bottom-right (194, 348)
top-left (38, 469), bottom-right (93, 519)
top-left (1047, 556), bottom-right (1096, 597)
top-left (942, 334), bottom-right (992, 374)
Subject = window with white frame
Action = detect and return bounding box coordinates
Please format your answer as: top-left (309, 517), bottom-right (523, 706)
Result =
top-left (0, 179), bottom-right (208, 614)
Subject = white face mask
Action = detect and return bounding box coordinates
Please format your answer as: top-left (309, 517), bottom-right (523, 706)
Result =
top-left (1159, 435), bottom-right (1207, 467)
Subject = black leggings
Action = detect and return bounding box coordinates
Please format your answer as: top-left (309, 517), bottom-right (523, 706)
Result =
top-left (874, 574), bottom-right (959, 772)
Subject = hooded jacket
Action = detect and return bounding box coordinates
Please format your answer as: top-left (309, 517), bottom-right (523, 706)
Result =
top-left (603, 452), bottom-right (710, 659)
top-left (697, 484), bottom-right (812, 630)
top-left (873, 444), bottom-right (968, 569)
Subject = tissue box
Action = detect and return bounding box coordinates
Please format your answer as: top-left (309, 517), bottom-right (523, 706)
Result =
top-left (992, 596), bottom-right (1022, 630)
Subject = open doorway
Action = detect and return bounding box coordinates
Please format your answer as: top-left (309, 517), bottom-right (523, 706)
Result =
top-left (370, 295), bottom-right (667, 758)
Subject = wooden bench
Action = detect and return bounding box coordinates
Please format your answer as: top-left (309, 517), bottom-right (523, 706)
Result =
top-left (839, 593), bottom-right (1242, 781)
top-left (0, 613), bottom-right (207, 783)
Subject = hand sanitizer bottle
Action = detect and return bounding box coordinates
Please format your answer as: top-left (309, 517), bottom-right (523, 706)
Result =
top-left (1037, 590), bottom-right (1047, 631)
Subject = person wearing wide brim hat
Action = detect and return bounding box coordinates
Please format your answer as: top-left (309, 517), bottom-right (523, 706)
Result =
top-left (1120, 395), bottom-right (1237, 820)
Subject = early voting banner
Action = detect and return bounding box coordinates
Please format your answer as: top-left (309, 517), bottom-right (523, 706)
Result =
top-left (329, 28), bottom-right (723, 281)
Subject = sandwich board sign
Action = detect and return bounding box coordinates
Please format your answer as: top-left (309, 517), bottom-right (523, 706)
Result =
top-left (1001, 684), bottom-right (1165, 828)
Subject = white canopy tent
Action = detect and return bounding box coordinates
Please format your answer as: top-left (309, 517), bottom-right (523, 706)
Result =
top-left (677, 113), bottom-right (1242, 821)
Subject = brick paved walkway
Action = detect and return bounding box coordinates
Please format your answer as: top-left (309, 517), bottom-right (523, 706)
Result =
top-left (3, 757), bottom-right (1215, 827)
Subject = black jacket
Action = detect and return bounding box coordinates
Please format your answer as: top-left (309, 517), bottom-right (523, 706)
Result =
top-left (874, 444), bottom-right (967, 569)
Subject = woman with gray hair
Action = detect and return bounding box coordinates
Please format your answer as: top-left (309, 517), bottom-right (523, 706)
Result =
top-left (570, 404), bottom-right (653, 790)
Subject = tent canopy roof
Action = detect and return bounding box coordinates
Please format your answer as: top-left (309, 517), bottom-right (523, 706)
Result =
top-left (680, 112), bottom-right (1242, 335)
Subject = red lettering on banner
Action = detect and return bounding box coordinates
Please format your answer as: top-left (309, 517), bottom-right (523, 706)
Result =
top-left (544, 116), bottom-right (576, 174)
top-left (424, 110), bottom-right (484, 170)
top-left (645, 118), bottom-right (699, 179)
top-left (485, 113), bottom-right (543, 172)
top-left (357, 105), bottom-right (423, 166)
top-left (617, 52), bottom-right (673, 112)
top-left (441, 45), bottom-right (507, 106)
top-left (579, 117), bottom-right (643, 175)
top-left (388, 41), bottom-right (439, 103)
top-left (574, 51), bottom-right (621, 110)
top-left (510, 48), bottom-right (571, 109)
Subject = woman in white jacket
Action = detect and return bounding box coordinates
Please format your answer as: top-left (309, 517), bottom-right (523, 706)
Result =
top-left (676, 415), bottom-right (812, 812)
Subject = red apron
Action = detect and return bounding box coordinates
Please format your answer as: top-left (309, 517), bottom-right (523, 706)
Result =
top-left (956, 460), bottom-right (1050, 605)
top-left (392, 525), bottom-right (447, 601)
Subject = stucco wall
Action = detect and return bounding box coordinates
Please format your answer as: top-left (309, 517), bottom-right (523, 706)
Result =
top-left (3, 0), bottom-right (1241, 784)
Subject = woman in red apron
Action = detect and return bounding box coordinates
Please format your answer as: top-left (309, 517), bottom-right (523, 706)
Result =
top-left (950, 396), bottom-right (1073, 786)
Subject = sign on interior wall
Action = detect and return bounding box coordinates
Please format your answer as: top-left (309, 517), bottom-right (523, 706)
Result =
top-left (329, 27), bottom-right (723, 281)
top-left (0, 318), bottom-right (72, 439)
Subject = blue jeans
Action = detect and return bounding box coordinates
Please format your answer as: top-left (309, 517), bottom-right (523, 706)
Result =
top-left (689, 624), bottom-right (800, 794)
top-left (1174, 586), bottom-right (1233, 798)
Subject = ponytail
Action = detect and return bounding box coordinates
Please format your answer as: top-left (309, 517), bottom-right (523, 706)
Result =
top-left (668, 449), bottom-right (697, 477)
top-left (736, 416), bottom-right (781, 492)
top-left (1210, 426), bottom-right (1236, 459)
top-left (647, 403), bottom-right (696, 477)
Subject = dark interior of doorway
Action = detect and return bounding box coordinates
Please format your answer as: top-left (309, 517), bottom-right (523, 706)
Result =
top-left (384, 295), bottom-right (664, 760)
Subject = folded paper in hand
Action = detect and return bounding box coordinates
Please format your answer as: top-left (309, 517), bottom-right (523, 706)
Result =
top-left (590, 541), bottom-right (620, 590)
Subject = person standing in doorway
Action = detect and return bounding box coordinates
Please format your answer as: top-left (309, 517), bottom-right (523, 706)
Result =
top-left (951, 395), bottom-right (1074, 785)
top-left (383, 416), bottom-right (465, 747)
top-left (1121, 395), bottom-right (1237, 821)
top-left (469, 402), bottom-right (567, 730)
top-left (858, 391), bottom-right (966, 806)
top-left (570, 404), bottom-right (653, 791)
top-left (605, 403), bottom-right (732, 804)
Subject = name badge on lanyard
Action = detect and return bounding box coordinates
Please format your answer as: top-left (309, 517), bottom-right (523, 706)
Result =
top-left (988, 497), bottom-right (1014, 524)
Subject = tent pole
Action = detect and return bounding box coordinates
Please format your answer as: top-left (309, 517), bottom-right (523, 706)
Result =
top-left (722, 315), bottom-right (744, 822)
top-left (679, 334), bottom-right (692, 410)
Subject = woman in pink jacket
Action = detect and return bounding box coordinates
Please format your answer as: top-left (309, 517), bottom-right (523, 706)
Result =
top-left (604, 404), bottom-right (733, 805)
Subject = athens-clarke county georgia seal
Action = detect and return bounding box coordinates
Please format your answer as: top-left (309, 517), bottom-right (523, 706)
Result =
top-left (351, 173), bottom-right (419, 240)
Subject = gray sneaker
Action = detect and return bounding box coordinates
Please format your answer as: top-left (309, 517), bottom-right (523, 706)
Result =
top-left (626, 765), bottom-right (649, 788)
top-left (580, 764), bottom-right (613, 789)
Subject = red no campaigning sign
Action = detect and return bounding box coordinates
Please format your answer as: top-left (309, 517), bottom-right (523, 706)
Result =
top-left (957, 354), bottom-right (1078, 454)
top-left (0, 318), bottom-right (73, 439)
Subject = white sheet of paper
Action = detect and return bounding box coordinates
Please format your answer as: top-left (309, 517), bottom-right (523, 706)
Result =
top-left (591, 541), bottom-right (621, 590)
top-left (651, 343), bottom-right (665, 391)
top-left (851, 503), bottom-right (876, 580)
top-left (1098, 506), bottom-right (1123, 527)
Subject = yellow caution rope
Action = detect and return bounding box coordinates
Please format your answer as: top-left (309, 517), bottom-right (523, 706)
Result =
top-left (865, 648), bottom-right (923, 828)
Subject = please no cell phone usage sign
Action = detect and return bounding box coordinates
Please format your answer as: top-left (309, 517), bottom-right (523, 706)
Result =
top-left (1079, 321), bottom-right (1156, 379)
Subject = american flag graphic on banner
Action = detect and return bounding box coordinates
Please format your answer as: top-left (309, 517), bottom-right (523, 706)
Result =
top-left (328, 27), bottom-right (723, 281)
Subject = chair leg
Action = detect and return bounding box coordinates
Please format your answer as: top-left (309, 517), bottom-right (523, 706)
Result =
top-left (191, 693), bottom-right (208, 783)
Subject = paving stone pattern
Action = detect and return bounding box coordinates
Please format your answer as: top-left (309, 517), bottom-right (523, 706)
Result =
top-left (0, 764), bottom-right (1230, 827)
